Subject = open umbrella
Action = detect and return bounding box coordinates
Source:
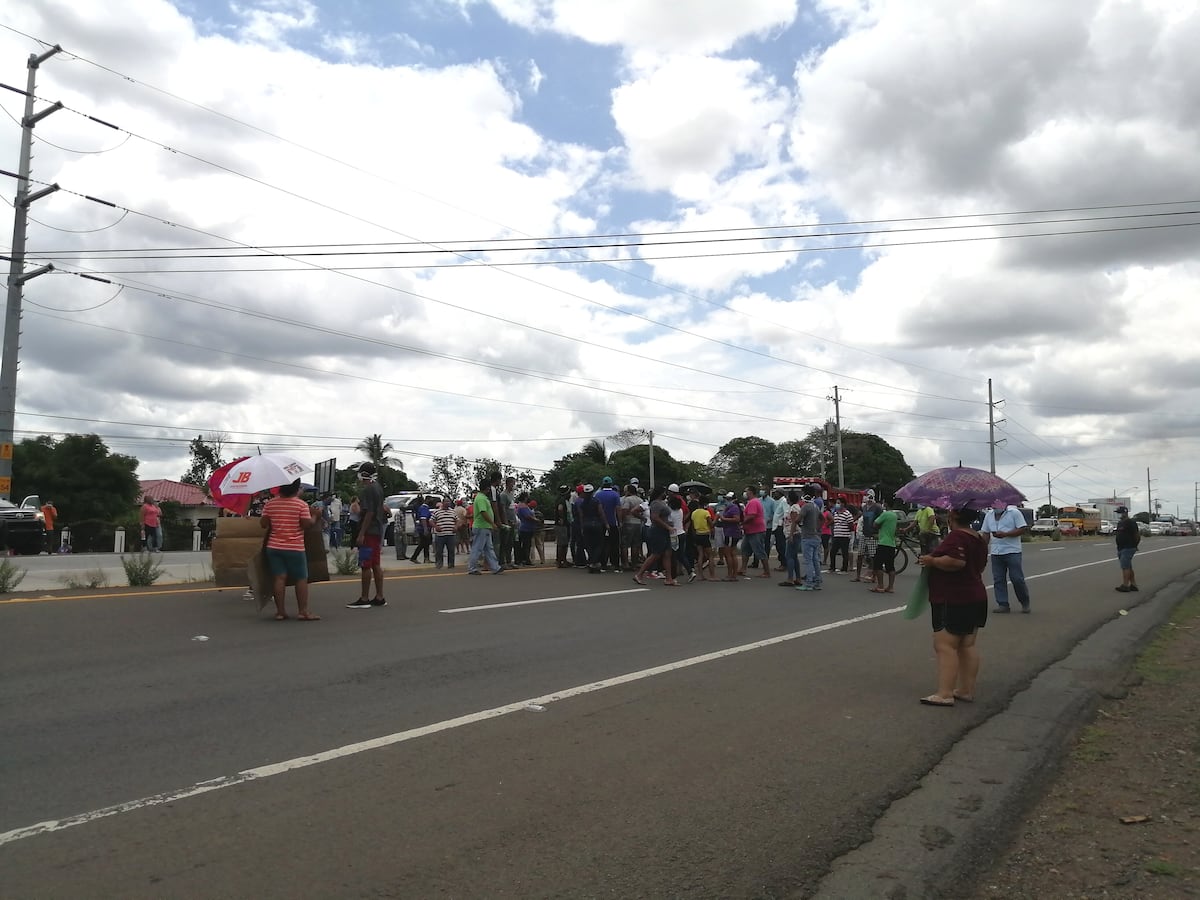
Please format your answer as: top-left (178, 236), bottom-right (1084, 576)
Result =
top-left (215, 452), bottom-right (313, 497)
top-left (677, 480), bottom-right (713, 495)
top-left (208, 456), bottom-right (253, 515)
top-left (895, 466), bottom-right (1026, 511)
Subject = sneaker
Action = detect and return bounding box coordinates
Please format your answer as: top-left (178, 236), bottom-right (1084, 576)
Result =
top-left (492, 568), bottom-right (505, 575)
top-left (993, 605), bottom-right (1011, 613)
top-left (1115, 585), bottom-right (1130, 592)
top-left (1020, 605), bottom-right (1031, 613)
top-left (688, 571), bottom-right (698, 584)
top-left (795, 584), bottom-right (814, 591)
top-left (1129, 585), bottom-right (1139, 592)
top-left (370, 597), bottom-right (387, 607)
top-left (467, 570), bottom-right (481, 575)
top-left (346, 598), bottom-right (372, 609)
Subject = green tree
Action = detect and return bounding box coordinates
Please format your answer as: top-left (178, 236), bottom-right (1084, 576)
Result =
top-left (838, 431), bottom-right (916, 499)
top-left (607, 445), bottom-right (700, 488)
top-left (355, 434), bottom-right (401, 470)
top-left (180, 432), bottom-right (229, 491)
top-left (12, 434), bottom-right (140, 523)
top-left (580, 439), bottom-right (608, 465)
top-left (707, 436), bottom-right (781, 489)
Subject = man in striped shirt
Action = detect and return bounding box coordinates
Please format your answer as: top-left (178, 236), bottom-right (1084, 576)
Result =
top-left (431, 498), bottom-right (459, 569)
top-left (828, 498), bottom-right (855, 573)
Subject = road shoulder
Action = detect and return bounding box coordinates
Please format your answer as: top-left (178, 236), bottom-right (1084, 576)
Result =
top-left (809, 570), bottom-right (1200, 899)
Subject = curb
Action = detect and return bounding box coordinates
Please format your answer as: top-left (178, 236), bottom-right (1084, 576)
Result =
top-left (809, 570), bottom-right (1200, 899)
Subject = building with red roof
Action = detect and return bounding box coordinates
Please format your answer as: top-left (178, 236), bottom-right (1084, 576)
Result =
top-left (137, 479), bottom-right (218, 524)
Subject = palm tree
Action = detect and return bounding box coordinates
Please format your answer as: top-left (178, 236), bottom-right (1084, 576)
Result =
top-left (356, 434), bottom-right (401, 470)
top-left (581, 439), bottom-right (608, 465)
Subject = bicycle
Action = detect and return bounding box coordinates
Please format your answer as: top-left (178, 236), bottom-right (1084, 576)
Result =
top-left (893, 529), bottom-right (925, 575)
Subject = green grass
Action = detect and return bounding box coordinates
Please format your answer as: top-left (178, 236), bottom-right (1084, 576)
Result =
top-left (1144, 859), bottom-right (1184, 877)
top-left (60, 568), bottom-right (110, 590)
top-left (1136, 591), bottom-right (1200, 685)
top-left (1071, 724), bottom-right (1113, 763)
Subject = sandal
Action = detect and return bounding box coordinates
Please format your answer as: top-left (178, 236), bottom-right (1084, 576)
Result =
top-left (952, 692), bottom-right (974, 703)
top-left (297, 613), bottom-right (321, 621)
top-left (919, 695), bottom-right (954, 707)
top-left (867, 587), bottom-right (888, 593)
top-left (274, 613), bottom-right (289, 621)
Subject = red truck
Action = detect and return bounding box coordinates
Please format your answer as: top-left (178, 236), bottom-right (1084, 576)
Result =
top-left (771, 476), bottom-right (867, 508)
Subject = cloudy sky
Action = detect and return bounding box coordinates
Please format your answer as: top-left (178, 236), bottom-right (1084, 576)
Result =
top-left (2, 0), bottom-right (1198, 516)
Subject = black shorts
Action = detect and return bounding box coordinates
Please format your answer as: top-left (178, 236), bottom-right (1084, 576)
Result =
top-left (692, 533), bottom-right (712, 549)
top-left (646, 529), bottom-right (669, 556)
top-left (931, 601), bottom-right (988, 636)
top-left (872, 545), bottom-right (896, 573)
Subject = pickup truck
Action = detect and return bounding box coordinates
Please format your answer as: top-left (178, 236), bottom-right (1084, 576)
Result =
top-left (0, 496), bottom-right (46, 555)
top-left (1030, 517), bottom-right (1060, 536)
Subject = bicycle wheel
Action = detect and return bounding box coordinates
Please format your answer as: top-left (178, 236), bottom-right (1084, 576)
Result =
top-left (894, 544), bottom-right (910, 575)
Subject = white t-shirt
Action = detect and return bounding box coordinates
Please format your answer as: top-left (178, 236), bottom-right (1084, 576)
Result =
top-left (982, 507), bottom-right (1026, 555)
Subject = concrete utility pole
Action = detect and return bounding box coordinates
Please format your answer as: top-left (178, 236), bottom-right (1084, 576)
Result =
top-left (987, 378), bottom-right (1005, 474)
top-left (1, 45), bottom-right (62, 500)
top-left (647, 430), bottom-right (655, 490)
top-left (1146, 467), bottom-right (1152, 519)
top-left (832, 385), bottom-right (845, 489)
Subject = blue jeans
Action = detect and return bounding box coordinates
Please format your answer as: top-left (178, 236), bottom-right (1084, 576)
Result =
top-left (434, 534), bottom-right (456, 568)
top-left (991, 552), bottom-right (1029, 608)
top-left (745, 531), bottom-right (768, 566)
top-left (785, 534), bottom-right (803, 582)
top-left (467, 528), bottom-right (500, 573)
top-left (802, 537), bottom-right (823, 587)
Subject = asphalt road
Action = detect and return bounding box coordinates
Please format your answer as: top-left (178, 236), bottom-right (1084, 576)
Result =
top-left (2, 537), bottom-right (1199, 898)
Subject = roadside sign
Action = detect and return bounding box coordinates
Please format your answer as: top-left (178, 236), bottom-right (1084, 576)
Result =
top-left (0, 442), bottom-right (11, 460)
top-left (0, 476), bottom-right (10, 494)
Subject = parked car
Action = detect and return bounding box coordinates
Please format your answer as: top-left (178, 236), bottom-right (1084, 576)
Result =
top-left (1146, 521), bottom-right (1167, 535)
top-left (1136, 521), bottom-right (1152, 536)
top-left (0, 499), bottom-right (46, 554)
top-left (1030, 517), bottom-right (1060, 535)
top-left (1098, 519), bottom-right (1114, 535)
top-left (1166, 522), bottom-right (1194, 536)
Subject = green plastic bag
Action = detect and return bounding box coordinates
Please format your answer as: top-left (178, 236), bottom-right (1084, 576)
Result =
top-left (903, 566), bottom-right (930, 620)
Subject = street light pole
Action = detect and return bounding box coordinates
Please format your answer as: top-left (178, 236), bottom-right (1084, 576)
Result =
top-left (1046, 464), bottom-right (1078, 510)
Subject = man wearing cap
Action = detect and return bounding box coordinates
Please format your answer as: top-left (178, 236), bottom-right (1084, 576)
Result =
top-left (1113, 506), bottom-right (1140, 593)
top-left (596, 476), bottom-right (622, 571)
top-left (554, 485), bottom-right (573, 568)
top-left (620, 483), bottom-right (645, 571)
top-left (347, 463), bottom-right (389, 607)
top-left (578, 484), bottom-right (605, 573)
top-left (981, 500), bottom-right (1031, 613)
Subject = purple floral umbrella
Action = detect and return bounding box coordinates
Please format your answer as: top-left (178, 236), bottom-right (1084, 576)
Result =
top-left (895, 466), bottom-right (1026, 511)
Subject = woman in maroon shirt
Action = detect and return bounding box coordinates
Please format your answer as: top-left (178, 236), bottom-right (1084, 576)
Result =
top-left (917, 507), bottom-right (989, 706)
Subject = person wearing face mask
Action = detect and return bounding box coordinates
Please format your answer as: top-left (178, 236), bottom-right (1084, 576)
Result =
top-left (828, 498), bottom-right (854, 573)
top-left (980, 500), bottom-right (1031, 613)
top-left (741, 485), bottom-right (771, 579)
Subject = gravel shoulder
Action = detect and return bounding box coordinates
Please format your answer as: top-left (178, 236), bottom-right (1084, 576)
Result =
top-left (970, 589), bottom-right (1200, 898)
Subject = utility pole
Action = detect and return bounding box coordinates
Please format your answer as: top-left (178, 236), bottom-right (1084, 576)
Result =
top-left (987, 378), bottom-right (1005, 474)
top-left (1046, 472), bottom-right (1052, 510)
top-left (1, 45), bottom-right (62, 500)
top-left (1146, 467), bottom-right (1152, 520)
top-left (832, 385), bottom-right (845, 489)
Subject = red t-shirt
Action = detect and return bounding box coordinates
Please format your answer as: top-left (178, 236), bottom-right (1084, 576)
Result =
top-left (743, 497), bottom-right (766, 534)
top-left (927, 529), bottom-right (988, 606)
top-left (263, 496), bottom-right (311, 551)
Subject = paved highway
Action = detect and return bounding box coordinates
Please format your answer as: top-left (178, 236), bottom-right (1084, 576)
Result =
top-left (2, 538), bottom-right (1199, 898)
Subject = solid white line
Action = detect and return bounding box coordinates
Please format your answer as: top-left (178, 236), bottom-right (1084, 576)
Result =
top-left (0, 604), bottom-right (904, 847)
top-left (1039, 547), bottom-right (1065, 552)
top-left (440, 588), bottom-right (648, 613)
top-left (6, 540), bottom-right (1198, 848)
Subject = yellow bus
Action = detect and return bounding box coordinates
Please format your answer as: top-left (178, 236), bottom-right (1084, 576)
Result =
top-left (1057, 505), bottom-right (1101, 535)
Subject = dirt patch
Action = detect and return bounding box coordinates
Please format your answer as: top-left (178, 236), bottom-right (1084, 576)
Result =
top-left (971, 592), bottom-right (1200, 898)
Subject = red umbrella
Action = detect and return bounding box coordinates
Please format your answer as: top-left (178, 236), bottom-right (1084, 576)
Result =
top-left (208, 457), bottom-right (252, 516)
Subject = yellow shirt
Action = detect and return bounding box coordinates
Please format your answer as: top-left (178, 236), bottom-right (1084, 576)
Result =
top-left (690, 508), bottom-right (712, 535)
top-left (915, 506), bottom-right (937, 534)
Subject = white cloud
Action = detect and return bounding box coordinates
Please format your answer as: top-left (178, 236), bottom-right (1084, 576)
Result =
top-left (472, 0), bottom-right (799, 53)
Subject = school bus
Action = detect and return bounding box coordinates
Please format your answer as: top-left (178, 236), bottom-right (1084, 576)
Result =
top-left (1057, 505), bottom-right (1101, 535)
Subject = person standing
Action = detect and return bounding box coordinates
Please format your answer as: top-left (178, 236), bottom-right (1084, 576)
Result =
top-left (780, 490), bottom-right (803, 587)
top-left (431, 498), bottom-right (459, 569)
top-left (1113, 505), bottom-right (1140, 593)
top-left (554, 485), bottom-right (573, 568)
top-left (578, 484), bottom-right (605, 575)
top-left (917, 507), bottom-right (989, 706)
top-left (915, 503), bottom-right (940, 555)
top-left (409, 495), bottom-right (432, 563)
top-left (261, 479), bottom-right (322, 621)
top-left (327, 494), bottom-right (344, 549)
top-left (596, 476), bottom-right (622, 571)
top-left (796, 493), bottom-right (823, 592)
top-left (828, 499), bottom-right (853, 573)
top-left (769, 487), bottom-right (787, 572)
top-left (467, 479), bottom-right (504, 575)
top-left (854, 491), bottom-right (883, 582)
top-left (742, 484), bottom-right (771, 579)
top-left (869, 498), bottom-right (899, 594)
top-left (619, 483), bottom-right (644, 572)
top-left (40, 500), bottom-right (57, 554)
top-left (141, 497), bottom-right (163, 552)
top-left (347, 496), bottom-right (361, 547)
top-left (718, 492), bottom-right (744, 581)
top-left (980, 501), bottom-right (1031, 613)
top-left (347, 463), bottom-right (388, 608)
top-left (633, 487), bottom-right (676, 586)
top-left (497, 476), bottom-right (518, 567)
top-left (515, 494), bottom-right (538, 566)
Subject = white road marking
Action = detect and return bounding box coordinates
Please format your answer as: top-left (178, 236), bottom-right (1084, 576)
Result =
top-left (440, 588), bottom-right (648, 614)
top-left (1039, 547), bottom-right (1065, 552)
top-left (0, 604), bottom-right (903, 847)
top-left (5, 540), bottom-right (1198, 848)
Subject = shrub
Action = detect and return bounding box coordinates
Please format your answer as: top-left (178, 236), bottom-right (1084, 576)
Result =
top-left (121, 552), bottom-right (165, 587)
top-left (1051, 529), bottom-right (1063, 541)
top-left (331, 548), bottom-right (360, 575)
top-left (61, 569), bottom-right (110, 589)
top-left (0, 558), bottom-right (27, 592)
